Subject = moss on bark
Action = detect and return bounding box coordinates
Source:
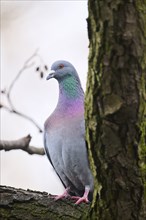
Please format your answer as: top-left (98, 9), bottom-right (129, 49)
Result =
top-left (85, 0), bottom-right (146, 219)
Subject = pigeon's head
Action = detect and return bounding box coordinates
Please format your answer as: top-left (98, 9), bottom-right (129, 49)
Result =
top-left (46, 60), bottom-right (84, 100)
top-left (46, 60), bottom-right (78, 81)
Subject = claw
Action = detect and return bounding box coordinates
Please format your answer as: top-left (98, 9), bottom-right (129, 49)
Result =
top-left (72, 186), bottom-right (90, 205)
top-left (75, 196), bottom-right (89, 205)
top-left (54, 187), bottom-right (70, 201)
top-left (52, 186), bottom-right (91, 205)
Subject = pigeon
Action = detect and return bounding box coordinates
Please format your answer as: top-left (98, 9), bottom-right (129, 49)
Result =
top-left (44, 60), bottom-right (94, 204)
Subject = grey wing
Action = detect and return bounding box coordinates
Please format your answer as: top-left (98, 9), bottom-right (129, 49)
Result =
top-left (44, 132), bottom-right (67, 189)
top-left (44, 131), bottom-right (83, 196)
top-left (44, 132), bottom-right (53, 167)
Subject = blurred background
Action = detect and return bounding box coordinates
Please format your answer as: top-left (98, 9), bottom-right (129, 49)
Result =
top-left (1, 0), bottom-right (88, 194)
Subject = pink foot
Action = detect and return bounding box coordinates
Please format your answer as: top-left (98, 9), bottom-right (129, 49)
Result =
top-left (75, 196), bottom-right (89, 204)
top-left (71, 186), bottom-right (90, 205)
top-left (54, 187), bottom-right (70, 201)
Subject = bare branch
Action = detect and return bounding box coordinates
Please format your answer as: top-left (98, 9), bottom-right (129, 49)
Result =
top-left (7, 49), bottom-right (38, 110)
top-left (1, 49), bottom-right (49, 133)
top-left (0, 185), bottom-right (88, 219)
top-left (0, 102), bottom-right (12, 112)
top-left (0, 101), bottom-right (43, 133)
top-left (0, 135), bottom-right (45, 156)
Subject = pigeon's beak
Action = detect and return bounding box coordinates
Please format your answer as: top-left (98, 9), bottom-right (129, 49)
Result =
top-left (46, 70), bottom-right (55, 80)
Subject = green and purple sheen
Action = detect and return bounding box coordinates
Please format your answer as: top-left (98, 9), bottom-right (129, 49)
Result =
top-left (57, 76), bottom-right (84, 116)
top-left (59, 75), bottom-right (84, 98)
top-left (45, 75), bottom-right (84, 129)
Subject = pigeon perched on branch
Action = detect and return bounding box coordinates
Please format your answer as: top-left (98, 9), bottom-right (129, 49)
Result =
top-left (44, 60), bottom-right (94, 204)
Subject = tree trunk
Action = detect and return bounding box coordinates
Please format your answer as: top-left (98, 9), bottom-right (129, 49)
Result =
top-left (0, 186), bottom-right (89, 220)
top-left (85, 0), bottom-right (146, 220)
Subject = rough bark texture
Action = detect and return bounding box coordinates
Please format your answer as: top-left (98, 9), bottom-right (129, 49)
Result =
top-left (0, 186), bottom-right (89, 220)
top-left (85, 0), bottom-right (146, 220)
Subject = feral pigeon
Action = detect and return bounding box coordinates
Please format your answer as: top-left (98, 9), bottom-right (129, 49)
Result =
top-left (44, 60), bottom-right (94, 204)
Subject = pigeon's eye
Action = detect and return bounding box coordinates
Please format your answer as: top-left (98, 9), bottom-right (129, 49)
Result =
top-left (58, 64), bottom-right (64, 69)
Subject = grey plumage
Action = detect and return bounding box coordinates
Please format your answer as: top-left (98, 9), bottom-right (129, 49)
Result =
top-left (44, 60), bottom-right (93, 203)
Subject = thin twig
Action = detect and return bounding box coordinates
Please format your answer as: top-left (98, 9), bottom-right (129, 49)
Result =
top-left (2, 49), bottom-right (46, 132)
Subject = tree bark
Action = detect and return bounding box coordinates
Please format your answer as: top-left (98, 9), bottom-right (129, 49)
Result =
top-left (85, 0), bottom-right (146, 220)
top-left (0, 186), bottom-right (89, 220)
